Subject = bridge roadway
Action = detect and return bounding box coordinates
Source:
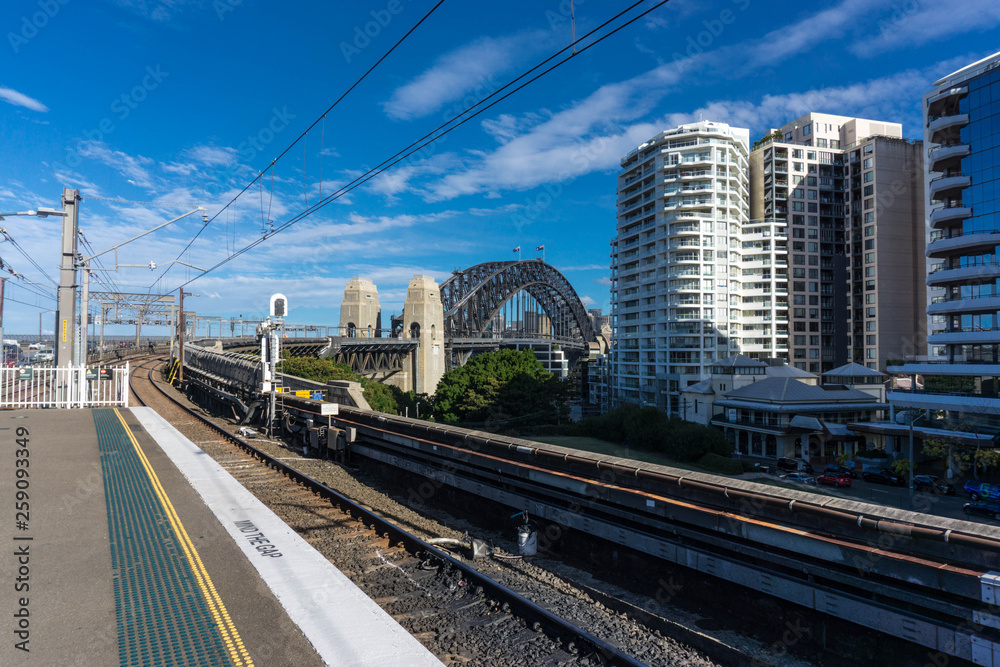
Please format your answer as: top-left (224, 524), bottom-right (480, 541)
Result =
top-left (0, 407), bottom-right (440, 667)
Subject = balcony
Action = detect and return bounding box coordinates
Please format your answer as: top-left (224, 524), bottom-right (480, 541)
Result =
top-left (927, 261), bottom-right (1000, 286)
top-left (927, 113), bottom-right (969, 144)
top-left (927, 293), bottom-right (1000, 316)
top-left (926, 230), bottom-right (1000, 258)
top-left (929, 204), bottom-right (972, 228)
top-left (928, 143), bottom-right (971, 173)
top-left (929, 173), bottom-right (971, 201)
top-left (928, 328), bottom-right (1000, 345)
top-left (926, 85), bottom-right (968, 118)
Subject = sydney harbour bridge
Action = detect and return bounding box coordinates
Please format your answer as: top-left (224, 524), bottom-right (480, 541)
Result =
top-left (194, 260), bottom-right (600, 395)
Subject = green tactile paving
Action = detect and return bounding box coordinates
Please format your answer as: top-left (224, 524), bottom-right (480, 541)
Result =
top-left (93, 409), bottom-right (235, 667)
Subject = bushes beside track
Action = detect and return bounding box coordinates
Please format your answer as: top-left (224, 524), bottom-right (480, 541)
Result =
top-left (573, 403), bottom-right (734, 466)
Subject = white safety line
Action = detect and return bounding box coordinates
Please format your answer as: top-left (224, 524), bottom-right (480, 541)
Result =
top-left (131, 407), bottom-right (442, 667)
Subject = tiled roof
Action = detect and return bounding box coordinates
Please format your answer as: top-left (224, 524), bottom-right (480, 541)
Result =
top-left (823, 362), bottom-right (886, 378)
top-left (723, 376), bottom-right (876, 403)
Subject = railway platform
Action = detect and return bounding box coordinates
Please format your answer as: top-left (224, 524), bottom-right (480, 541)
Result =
top-left (0, 406), bottom-right (441, 667)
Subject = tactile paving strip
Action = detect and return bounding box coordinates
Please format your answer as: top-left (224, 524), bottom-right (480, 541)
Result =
top-left (94, 408), bottom-right (241, 666)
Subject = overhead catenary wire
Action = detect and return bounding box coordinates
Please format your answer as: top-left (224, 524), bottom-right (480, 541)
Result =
top-left (157, 0), bottom-right (448, 286)
top-left (173, 0), bottom-right (669, 289)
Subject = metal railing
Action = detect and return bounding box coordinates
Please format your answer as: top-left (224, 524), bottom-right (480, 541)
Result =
top-left (0, 363), bottom-right (130, 408)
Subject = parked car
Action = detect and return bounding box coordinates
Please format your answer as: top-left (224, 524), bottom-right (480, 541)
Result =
top-left (964, 480), bottom-right (1000, 501)
top-left (777, 457), bottom-right (814, 473)
top-left (824, 463), bottom-right (857, 479)
top-left (36, 349), bottom-right (54, 362)
top-left (780, 472), bottom-right (817, 485)
top-left (817, 473), bottom-right (853, 488)
top-left (862, 468), bottom-right (905, 486)
top-left (963, 501), bottom-right (1000, 520)
top-left (913, 475), bottom-right (955, 495)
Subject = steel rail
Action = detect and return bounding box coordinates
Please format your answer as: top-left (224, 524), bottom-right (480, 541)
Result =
top-left (128, 361), bottom-right (648, 667)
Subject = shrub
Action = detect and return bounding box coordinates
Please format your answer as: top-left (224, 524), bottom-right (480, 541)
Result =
top-left (697, 452), bottom-right (744, 475)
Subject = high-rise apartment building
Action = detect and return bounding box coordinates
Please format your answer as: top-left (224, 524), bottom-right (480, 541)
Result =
top-left (749, 113), bottom-right (924, 372)
top-left (888, 52), bottom-right (1000, 440)
top-left (610, 121), bottom-right (754, 408)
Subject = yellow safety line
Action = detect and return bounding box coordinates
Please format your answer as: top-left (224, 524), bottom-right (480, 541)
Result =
top-left (113, 408), bottom-right (254, 667)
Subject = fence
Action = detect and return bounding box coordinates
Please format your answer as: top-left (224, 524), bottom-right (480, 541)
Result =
top-left (0, 363), bottom-right (130, 409)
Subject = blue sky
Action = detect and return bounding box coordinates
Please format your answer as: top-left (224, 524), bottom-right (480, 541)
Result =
top-left (0, 0), bottom-right (998, 336)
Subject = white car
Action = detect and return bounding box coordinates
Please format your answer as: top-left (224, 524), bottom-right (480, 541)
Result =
top-left (28, 342), bottom-right (41, 350)
top-left (780, 472), bottom-right (817, 485)
top-left (36, 350), bottom-right (54, 362)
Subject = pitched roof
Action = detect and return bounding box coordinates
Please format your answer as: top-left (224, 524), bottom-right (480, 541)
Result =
top-left (680, 378), bottom-right (714, 394)
top-left (823, 362), bottom-right (886, 378)
top-left (711, 353), bottom-right (767, 369)
top-left (766, 365), bottom-right (817, 379)
top-left (723, 376), bottom-right (876, 403)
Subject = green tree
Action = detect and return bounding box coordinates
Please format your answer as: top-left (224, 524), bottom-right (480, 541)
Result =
top-left (431, 348), bottom-right (569, 424)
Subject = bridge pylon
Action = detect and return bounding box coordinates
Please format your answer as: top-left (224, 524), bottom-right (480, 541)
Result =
top-left (402, 275), bottom-right (444, 395)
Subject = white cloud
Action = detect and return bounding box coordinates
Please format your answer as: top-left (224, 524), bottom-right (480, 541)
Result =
top-left (382, 30), bottom-right (549, 121)
top-left (850, 1), bottom-right (1000, 57)
top-left (184, 145), bottom-right (237, 167)
top-left (579, 295), bottom-right (596, 306)
top-left (0, 87), bottom-right (48, 112)
top-left (78, 141), bottom-right (157, 189)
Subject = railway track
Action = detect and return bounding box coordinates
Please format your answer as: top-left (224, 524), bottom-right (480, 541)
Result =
top-left (129, 359), bottom-right (719, 666)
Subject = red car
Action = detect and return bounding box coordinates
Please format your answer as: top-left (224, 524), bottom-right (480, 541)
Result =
top-left (817, 473), bottom-right (852, 488)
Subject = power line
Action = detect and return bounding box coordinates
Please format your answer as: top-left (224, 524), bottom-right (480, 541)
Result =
top-left (0, 229), bottom-right (58, 285)
top-left (174, 0), bottom-right (669, 289)
top-left (158, 0), bottom-right (448, 285)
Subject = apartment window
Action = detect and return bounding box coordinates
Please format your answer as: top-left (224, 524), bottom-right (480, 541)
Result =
top-left (793, 201), bottom-right (805, 212)
top-left (863, 185), bottom-right (874, 196)
top-left (793, 268), bottom-right (805, 278)
top-left (863, 171), bottom-right (873, 183)
top-left (807, 151), bottom-right (817, 160)
top-left (807, 176), bottom-right (817, 186)
top-left (808, 216), bottom-right (818, 226)
top-left (810, 335), bottom-right (820, 345)
top-left (817, 138), bottom-right (828, 148)
top-left (809, 349), bottom-right (819, 359)
top-left (808, 228), bottom-right (818, 239)
top-left (864, 239), bottom-right (874, 250)
top-left (866, 321), bottom-right (876, 331)
top-left (865, 280), bottom-right (875, 290)
top-left (794, 335), bottom-right (806, 345)
top-left (863, 143), bottom-right (873, 154)
top-left (864, 212), bottom-right (875, 223)
top-left (866, 335), bottom-right (876, 345)
top-left (793, 281), bottom-right (806, 291)
top-left (865, 266), bottom-right (875, 277)
top-left (792, 188), bottom-right (804, 198)
top-left (802, 124), bottom-right (811, 136)
top-left (865, 252), bottom-right (875, 263)
top-left (809, 295), bottom-right (819, 305)
top-left (793, 295), bottom-right (805, 304)
top-left (830, 140), bottom-right (840, 148)
top-left (792, 215), bottom-right (805, 225)
top-left (808, 269), bottom-right (818, 278)
top-left (792, 149), bottom-right (803, 159)
top-left (793, 228), bottom-right (804, 238)
top-left (808, 243), bottom-right (818, 252)
top-left (865, 293), bottom-right (876, 304)
top-left (807, 190), bottom-right (818, 200)
top-left (864, 225), bottom-right (874, 237)
top-left (809, 282), bottom-right (819, 292)
top-left (866, 349), bottom-right (877, 359)
top-left (863, 158), bottom-right (873, 169)
top-left (793, 162), bottom-right (804, 172)
top-left (793, 255), bottom-right (805, 265)
top-left (864, 198), bottom-right (874, 210)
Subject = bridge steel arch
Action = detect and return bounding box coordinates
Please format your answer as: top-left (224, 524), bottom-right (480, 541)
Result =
top-left (440, 260), bottom-right (597, 349)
